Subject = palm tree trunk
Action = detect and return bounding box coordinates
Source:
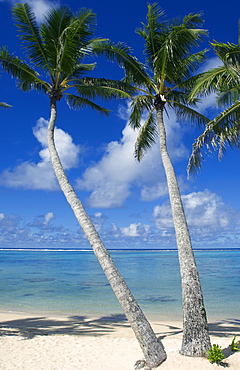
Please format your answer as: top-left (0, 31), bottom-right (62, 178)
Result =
top-left (47, 98), bottom-right (167, 368)
top-left (156, 105), bottom-right (211, 357)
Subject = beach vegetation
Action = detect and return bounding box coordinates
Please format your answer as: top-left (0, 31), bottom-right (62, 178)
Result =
top-left (0, 3), bottom-right (167, 368)
top-left (230, 336), bottom-right (240, 351)
top-left (106, 2), bottom-right (211, 356)
top-left (206, 344), bottom-right (225, 364)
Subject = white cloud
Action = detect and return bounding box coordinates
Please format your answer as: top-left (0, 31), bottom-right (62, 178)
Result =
top-left (0, 213), bottom-right (4, 220)
top-left (75, 105), bottom-right (188, 208)
top-left (120, 223), bottom-right (150, 237)
top-left (33, 118), bottom-right (80, 170)
top-left (182, 190), bottom-right (231, 228)
top-left (0, 118), bottom-right (80, 190)
top-left (141, 183), bottom-right (168, 202)
top-left (44, 212), bottom-right (55, 224)
top-left (153, 189), bottom-right (237, 230)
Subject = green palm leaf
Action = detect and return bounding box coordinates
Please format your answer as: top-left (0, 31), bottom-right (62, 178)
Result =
top-left (136, 3), bottom-right (166, 69)
top-left (65, 94), bottom-right (110, 114)
top-left (188, 101), bottom-right (240, 174)
top-left (189, 66), bottom-right (227, 98)
top-left (134, 109), bottom-right (158, 160)
top-left (188, 37), bottom-right (240, 173)
top-left (73, 77), bottom-right (135, 99)
top-left (0, 47), bottom-right (49, 92)
top-left (42, 7), bottom-right (96, 79)
top-left (170, 99), bottom-right (210, 125)
top-left (12, 3), bottom-right (49, 71)
top-left (92, 40), bottom-right (152, 88)
top-left (128, 94), bottom-right (154, 129)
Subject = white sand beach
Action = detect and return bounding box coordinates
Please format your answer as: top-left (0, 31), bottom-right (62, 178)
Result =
top-left (0, 312), bottom-right (239, 369)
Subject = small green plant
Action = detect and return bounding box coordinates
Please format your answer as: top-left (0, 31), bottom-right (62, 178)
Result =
top-left (230, 336), bottom-right (240, 352)
top-left (206, 344), bottom-right (225, 364)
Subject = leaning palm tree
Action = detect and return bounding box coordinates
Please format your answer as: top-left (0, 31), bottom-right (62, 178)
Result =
top-left (0, 3), bottom-right (166, 367)
top-left (130, 4), bottom-right (211, 357)
top-left (96, 3), bottom-right (211, 356)
top-left (188, 39), bottom-right (240, 174)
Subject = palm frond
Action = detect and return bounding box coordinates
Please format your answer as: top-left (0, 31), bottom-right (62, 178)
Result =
top-left (69, 62), bottom-right (96, 78)
top-left (216, 86), bottom-right (240, 107)
top-left (167, 89), bottom-right (199, 106)
top-left (188, 66), bottom-right (227, 99)
top-left (0, 47), bottom-right (49, 92)
top-left (41, 7), bottom-right (97, 82)
top-left (134, 109), bottom-right (158, 161)
top-left (92, 40), bottom-right (153, 88)
top-left (71, 77), bottom-right (135, 100)
top-left (182, 12), bottom-right (205, 29)
top-left (12, 3), bottom-right (49, 71)
top-left (190, 41), bottom-right (240, 101)
top-left (65, 94), bottom-right (110, 115)
top-left (211, 41), bottom-right (240, 84)
top-left (188, 101), bottom-right (240, 175)
top-left (155, 21), bottom-right (207, 83)
top-left (170, 99), bottom-right (210, 125)
top-left (176, 49), bottom-right (208, 80)
top-left (187, 125), bottom-right (213, 175)
top-left (210, 100), bottom-right (240, 130)
top-left (138, 3), bottom-right (166, 68)
top-left (40, 6), bottom-right (73, 76)
top-left (128, 94), bottom-right (154, 129)
top-left (211, 41), bottom-right (240, 64)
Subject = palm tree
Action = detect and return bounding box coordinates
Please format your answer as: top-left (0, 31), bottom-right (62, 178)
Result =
top-left (188, 38), bottom-right (240, 174)
top-left (99, 3), bottom-right (211, 356)
top-left (0, 3), bottom-right (166, 367)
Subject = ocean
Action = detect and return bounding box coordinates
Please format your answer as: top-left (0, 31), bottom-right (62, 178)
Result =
top-left (0, 249), bottom-right (239, 321)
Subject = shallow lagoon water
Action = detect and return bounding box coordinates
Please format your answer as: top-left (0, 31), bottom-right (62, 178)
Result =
top-left (0, 249), bottom-right (239, 320)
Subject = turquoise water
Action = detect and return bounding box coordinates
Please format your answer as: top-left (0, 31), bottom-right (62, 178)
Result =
top-left (0, 249), bottom-right (239, 320)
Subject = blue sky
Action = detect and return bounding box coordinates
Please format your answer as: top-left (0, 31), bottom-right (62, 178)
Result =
top-left (0, 0), bottom-right (239, 249)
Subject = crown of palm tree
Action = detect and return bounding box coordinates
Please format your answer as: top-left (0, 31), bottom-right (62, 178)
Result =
top-left (0, 3), bottom-right (135, 114)
top-left (188, 39), bottom-right (240, 174)
top-left (110, 3), bottom-right (209, 160)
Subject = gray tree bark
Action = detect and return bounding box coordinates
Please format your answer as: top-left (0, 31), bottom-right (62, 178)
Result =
top-left (47, 99), bottom-right (167, 368)
top-left (156, 101), bottom-right (211, 357)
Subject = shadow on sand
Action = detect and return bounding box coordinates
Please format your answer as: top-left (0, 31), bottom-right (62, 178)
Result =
top-left (0, 315), bottom-right (240, 349)
top-left (0, 314), bottom-right (130, 339)
top-left (154, 318), bottom-right (240, 340)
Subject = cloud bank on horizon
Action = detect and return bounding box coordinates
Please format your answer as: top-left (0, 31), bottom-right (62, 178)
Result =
top-left (0, 187), bottom-right (239, 249)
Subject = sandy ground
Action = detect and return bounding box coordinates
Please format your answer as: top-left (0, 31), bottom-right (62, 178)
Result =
top-left (0, 312), bottom-right (239, 369)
